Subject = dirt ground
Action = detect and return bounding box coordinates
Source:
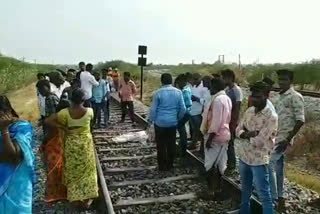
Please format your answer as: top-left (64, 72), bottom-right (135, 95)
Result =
top-left (6, 83), bottom-right (39, 121)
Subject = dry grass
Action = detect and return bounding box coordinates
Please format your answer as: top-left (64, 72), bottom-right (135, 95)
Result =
top-left (287, 121), bottom-right (320, 170)
top-left (6, 83), bottom-right (39, 121)
top-left (285, 110), bottom-right (320, 193)
top-left (286, 164), bottom-right (320, 194)
top-left (135, 73), bottom-right (161, 106)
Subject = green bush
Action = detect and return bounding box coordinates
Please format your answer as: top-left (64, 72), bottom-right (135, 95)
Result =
top-left (151, 61), bottom-right (320, 89)
top-left (244, 62), bottom-right (320, 88)
top-left (96, 60), bottom-right (140, 78)
top-left (0, 56), bottom-right (55, 93)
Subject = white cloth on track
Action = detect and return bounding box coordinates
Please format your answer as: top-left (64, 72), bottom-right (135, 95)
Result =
top-left (112, 131), bottom-right (148, 144)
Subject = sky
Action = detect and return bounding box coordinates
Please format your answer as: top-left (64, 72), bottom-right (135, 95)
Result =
top-left (1, 0), bottom-right (320, 65)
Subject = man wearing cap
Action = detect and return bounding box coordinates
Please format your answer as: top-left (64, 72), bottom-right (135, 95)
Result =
top-left (269, 69), bottom-right (305, 210)
top-left (235, 81), bottom-right (278, 214)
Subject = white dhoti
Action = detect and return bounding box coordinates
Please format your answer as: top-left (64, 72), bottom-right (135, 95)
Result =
top-left (204, 139), bottom-right (228, 174)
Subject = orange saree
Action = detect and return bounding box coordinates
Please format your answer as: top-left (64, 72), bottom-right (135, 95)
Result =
top-left (43, 130), bottom-right (67, 202)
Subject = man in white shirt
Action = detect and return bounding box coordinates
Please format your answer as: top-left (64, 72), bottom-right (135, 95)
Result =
top-left (189, 73), bottom-right (211, 150)
top-left (80, 63), bottom-right (99, 107)
top-left (102, 68), bottom-right (112, 124)
top-left (49, 72), bottom-right (71, 99)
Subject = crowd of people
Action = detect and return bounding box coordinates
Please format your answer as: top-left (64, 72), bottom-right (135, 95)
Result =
top-left (35, 62), bottom-right (136, 210)
top-left (0, 62), bottom-right (304, 214)
top-left (148, 69), bottom-right (304, 214)
top-left (0, 61), bottom-right (137, 213)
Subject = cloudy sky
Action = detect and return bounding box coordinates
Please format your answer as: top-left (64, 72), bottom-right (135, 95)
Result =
top-left (1, 0), bottom-right (319, 65)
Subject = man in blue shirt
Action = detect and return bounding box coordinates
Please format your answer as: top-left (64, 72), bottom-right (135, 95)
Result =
top-left (149, 73), bottom-right (186, 171)
top-left (92, 71), bottom-right (108, 128)
top-left (174, 74), bottom-right (192, 158)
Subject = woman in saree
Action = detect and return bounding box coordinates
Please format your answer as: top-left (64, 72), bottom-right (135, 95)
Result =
top-left (0, 96), bottom-right (35, 213)
top-left (37, 79), bottom-right (67, 203)
top-left (45, 88), bottom-right (98, 209)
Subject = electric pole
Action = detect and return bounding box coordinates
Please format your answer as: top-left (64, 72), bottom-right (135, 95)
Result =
top-left (22, 57), bottom-right (25, 72)
top-left (218, 55), bottom-right (225, 64)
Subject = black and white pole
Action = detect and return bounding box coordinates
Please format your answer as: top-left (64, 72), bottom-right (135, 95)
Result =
top-left (138, 45), bottom-right (147, 100)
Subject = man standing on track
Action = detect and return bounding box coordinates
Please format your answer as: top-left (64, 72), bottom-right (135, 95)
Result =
top-left (92, 71), bottom-right (108, 128)
top-left (102, 68), bottom-right (111, 126)
top-left (221, 69), bottom-right (243, 173)
top-left (174, 74), bottom-right (192, 159)
top-left (80, 63), bottom-right (99, 107)
top-left (269, 69), bottom-right (305, 210)
top-left (200, 78), bottom-right (232, 200)
top-left (107, 67), bottom-right (114, 91)
top-left (235, 81), bottom-right (278, 214)
top-left (188, 73), bottom-right (211, 151)
top-left (148, 73), bottom-right (186, 171)
top-left (119, 72), bottom-right (136, 125)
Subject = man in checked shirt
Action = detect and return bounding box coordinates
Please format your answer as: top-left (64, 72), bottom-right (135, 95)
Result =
top-left (235, 81), bottom-right (278, 214)
top-left (269, 69), bottom-right (305, 211)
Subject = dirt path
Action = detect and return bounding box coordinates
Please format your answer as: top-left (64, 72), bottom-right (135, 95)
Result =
top-left (6, 83), bottom-right (39, 121)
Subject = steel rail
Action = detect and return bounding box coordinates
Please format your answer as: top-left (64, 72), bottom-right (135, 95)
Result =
top-left (95, 149), bottom-right (115, 214)
top-left (109, 93), bottom-right (264, 214)
top-left (272, 88), bottom-right (320, 98)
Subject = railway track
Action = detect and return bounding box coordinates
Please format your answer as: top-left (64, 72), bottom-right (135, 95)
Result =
top-left (93, 94), bottom-right (264, 214)
top-left (272, 88), bottom-right (320, 98)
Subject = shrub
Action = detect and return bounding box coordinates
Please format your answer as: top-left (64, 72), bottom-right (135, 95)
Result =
top-left (287, 121), bottom-right (320, 169)
top-left (0, 56), bottom-right (54, 93)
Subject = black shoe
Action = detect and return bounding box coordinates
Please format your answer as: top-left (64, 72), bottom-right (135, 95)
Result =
top-left (199, 148), bottom-right (205, 158)
top-left (187, 143), bottom-right (197, 150)
top-left (197, 191), bottom-right (214, 201)
top-left (158, 166), bottom-right (167, 171)
top-left (93, 124), bottom-right (100, 129)
top-left (276, 197), bottom-right (286, 212)
top-left (214, 192), bottom-right (230, 201)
